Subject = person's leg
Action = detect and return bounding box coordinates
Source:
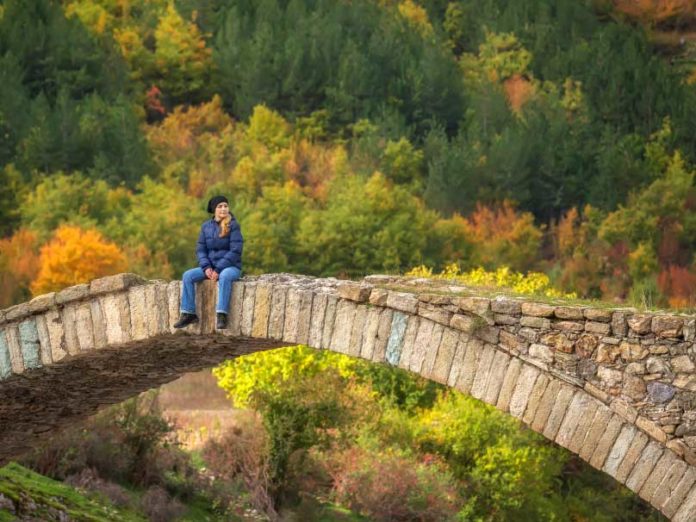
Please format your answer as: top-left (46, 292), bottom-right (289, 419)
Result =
top-left (216, 266), bottom-right (242, 315)
top-left (180, 267), bottom-right (206, 314)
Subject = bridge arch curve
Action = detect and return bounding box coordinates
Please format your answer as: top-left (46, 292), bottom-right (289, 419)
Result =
top-left (1, 273), bottom-right (696, 520)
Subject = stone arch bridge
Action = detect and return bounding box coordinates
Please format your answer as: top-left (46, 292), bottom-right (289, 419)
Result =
top-left (2, 273), bottom-right (696, 519)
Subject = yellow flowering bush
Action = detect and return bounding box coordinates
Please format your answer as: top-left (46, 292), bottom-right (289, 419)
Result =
top-left (406, 264), bottom-right (576, 299)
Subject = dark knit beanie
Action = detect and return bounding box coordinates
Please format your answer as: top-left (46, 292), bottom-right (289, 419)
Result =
top-left (207, 195), bottom-right (229, 213)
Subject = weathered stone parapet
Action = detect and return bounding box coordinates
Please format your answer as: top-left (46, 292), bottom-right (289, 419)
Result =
top-left (4, 272), bottom-right (696, 519)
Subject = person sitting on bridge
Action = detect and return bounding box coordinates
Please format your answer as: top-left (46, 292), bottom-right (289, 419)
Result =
top-left (174, 195), bottom-right (243, 330)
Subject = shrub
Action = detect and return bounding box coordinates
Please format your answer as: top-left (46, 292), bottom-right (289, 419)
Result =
top-left (330, 446), bottom-right (462, 522)
top-left (140, 485), bottom-right (185, 522)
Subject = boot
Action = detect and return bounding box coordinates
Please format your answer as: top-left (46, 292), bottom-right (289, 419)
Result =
top-left (216, 312), bottom-right (228, 329)
top-left (173, 313), bottom-right (198, 329)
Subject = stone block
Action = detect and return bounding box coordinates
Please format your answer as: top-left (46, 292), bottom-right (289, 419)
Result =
top-left (483, 350), bottom-right (510, 406)
top-left (661, 468), bottom-right (696, 518)
top-left (385, 311), bottom-right (408, 366)
top-left (56, 283), bottom-right (90, 305)
top-left (455, 338), bottom-right (483, 395)
top-left (584, 308), bottom-right (613, 322)
top-left (454, 296), bottom-right (491, 315)
top-left (250, 284), bottom-right (271, 338)
top-left (555, 307), bottom-right (585, 320)
top-left (410, 319), bottom-right (436, 374)
top-left (321, 295), bottom-right (338, 349)
top-left (628, 314), bottom-right (652, 334)
top-left (470, 343), bottom-right (496, 401)
top-left (578, 406), bottom-right (614, 462)
top-left (552, 321), bottom-right (584, 332)
top-left (520, 316), bottom-right (551, 329)
top-left (542, 385), bottom-right (576, 440)
top-left (674, 484), bottom-right (696, 522)
top-left (493, 314), bottom-right (519, 326)
top-left (347, 304), bottom-right (368, 357)
top-left (625, 441), bottom-right (664, 493)
top-left (521, 302), bottom-right (555, 317)
top-left (652, 459), bottom-right (688, 510)
top-left (638, 451), bottom-right (678, 503)
top-left (241, 283), bottom-right (256, 337)
top-left (569, 397), bottom-right (601, 454)
top-left (620, 341), bottom-right (648, 361)
top-left (421, 324), bottom-right (445, 377)
top-left (652, 315), bottom-right (683, 338)
top-left (5, 303), bottom-right (29, 323)
top-left (672, 354), bottom-right (695, 373)
top-left (684, 319), bottom-right (696, 342)
top-left (16, 319), bottom-right (41, 371)
top-left (584, 381), bottom-right (609, 403)
top-left (28, 292), bottom-right (56, 313)
top-left (267, 285), bottom-right (286, 341)
top-left (529, 343), bottom-right (553, 364)
top-left (521, 373), bottom-right (550, 425)
top-left (44, 308), bottom-right (68, 361)
top-left (152, 282), bottom-right (170, 336)
top-left (603, 425), bottom-right (638, 478)
top-left (100, 292), bottom-right (131, 346)
top-left (372, 308), bottom-right (393, 363)
top-left (612, 312), bottom-right (628, 336)
top-left (308, 293), bottom-right (328, 349)
top-left (636, 415), bottom-right (667, 443)
top-left (450, 314), bottom-right (477, 334)
top-left (530, 379), bottom-right (561, 433)
top-left (75, 304), bottom-right (95, 351)
top-left (613, 431), bottom-right (649, 484)
top-left (610, 399), bottom-right (638, 423)
top-left (397, 315), bottom-right (420, 371)
top-left (282, 288), bottom-right (300, 343)
top-left (331, 300), bottom-right (357, 354)
top-left (498, 330), bottom-right (527, 354)
top-left (90, 273), bottom-right (146, 295)
top-left (430, 328), bottom-right (458, 383)
top-left (34, 315), bottom-right (52, 365)
top-left (90, 298), bottom-right (107, 350)
top-left (386, 291), bottom-right (418, 314)
top-left (295, 290), bottom-right (314, 345)
top-left (417, 303), bottom-right (452, 326)
top-left (338, 282), bottom-right (371, 302)
top-left (0, 331), bottom-right (11, 379)
top-left (509, 364), bottom-right (540, 419)
top-left (359, 306), bottom-right (382, 360)
top-left (447, 338), bottom-right (468, 388)
top-left (5, 326), bottom-right (23, 373)
top-left (167, 281), bottom-right (181, 334)
top-left (491, 297), bottom-right (521, 315)
top-left (127, 285), bottom-right (149, 341)
top-left (369, 288), bottom-right (388, 306)
top-left (495, 357), bottom-right (523, 412)
top-left (61, 304), bottom-right (80, 355)
top-left (588, 414), bottom-right (624, 469)
top-left (585, 321), bottom-right (611, 335)
top-left (555, 393), bottom-right (596, 450)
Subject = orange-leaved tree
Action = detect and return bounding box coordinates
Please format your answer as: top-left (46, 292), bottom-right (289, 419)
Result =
top-left (0, 229), bottom-right (41, 307)
top-left (31, 225), bottom-right (128, 295)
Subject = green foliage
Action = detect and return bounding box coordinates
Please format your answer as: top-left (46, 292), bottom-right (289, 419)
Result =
top-left (297, 172), bottom-right (440, 275)
top-left (214, 0), bottom-right (465, 136)
top-left (108, 177), bottom-right (205, 276)
top-left (0, 462), bottom-right (145, 521)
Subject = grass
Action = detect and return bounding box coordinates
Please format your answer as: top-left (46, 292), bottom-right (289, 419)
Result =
top-left (0, 462), bottom-right (145, 521)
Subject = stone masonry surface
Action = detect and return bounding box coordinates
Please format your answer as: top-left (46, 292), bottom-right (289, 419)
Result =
top-left (4, 272), bottom-right (696, 519)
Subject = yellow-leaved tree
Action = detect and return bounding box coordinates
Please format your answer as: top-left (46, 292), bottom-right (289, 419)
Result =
top-left (31, 225), bottom-right (128, 295)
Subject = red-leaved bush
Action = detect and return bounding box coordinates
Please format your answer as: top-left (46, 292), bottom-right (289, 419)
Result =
top-left (329, 447), bottom-right (462, 522)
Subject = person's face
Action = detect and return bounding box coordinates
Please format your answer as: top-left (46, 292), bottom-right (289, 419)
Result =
top-left (215, 202), bottom-right (229, 221)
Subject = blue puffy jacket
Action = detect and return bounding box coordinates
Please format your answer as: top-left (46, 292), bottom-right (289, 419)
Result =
top-left (196, 217), bottom-right (243, 273)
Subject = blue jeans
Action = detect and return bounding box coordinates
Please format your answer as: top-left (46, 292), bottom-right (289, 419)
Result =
top-left (180, 266), bottom-right (242, 315)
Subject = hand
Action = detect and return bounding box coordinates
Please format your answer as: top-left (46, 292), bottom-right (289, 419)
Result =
top-left (205, 268), bottom-right (215, 280)
top-left (211, 271), bottom-right (219, 281)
